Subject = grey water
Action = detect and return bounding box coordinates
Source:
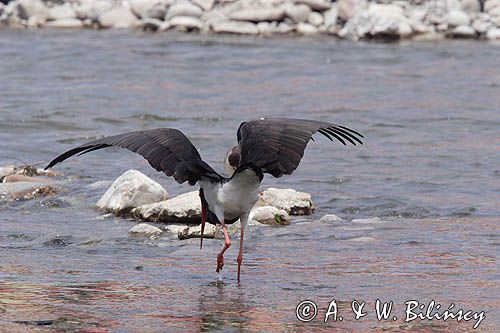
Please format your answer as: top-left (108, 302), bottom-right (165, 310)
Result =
top-left (0, 29), bottom-right (499, 332)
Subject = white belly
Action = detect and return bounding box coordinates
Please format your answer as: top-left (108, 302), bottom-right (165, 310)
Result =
top-left (199, 169), bottom-right (261, 222)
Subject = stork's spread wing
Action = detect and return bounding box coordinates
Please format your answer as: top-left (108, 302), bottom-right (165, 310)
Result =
top-left (45, 128), bottom-right (222, 185)
top-left (236, 118), bottom-right (363, 178)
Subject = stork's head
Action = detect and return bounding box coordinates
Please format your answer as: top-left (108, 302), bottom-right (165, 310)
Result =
top-left (224, 145), bottom-right (241, 176)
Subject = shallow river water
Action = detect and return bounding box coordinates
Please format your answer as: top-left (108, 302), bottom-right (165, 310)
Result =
top-left (0, 30), bottom-right (499, 332)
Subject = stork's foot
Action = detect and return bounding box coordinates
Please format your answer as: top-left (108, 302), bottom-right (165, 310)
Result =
top-left (216, 253), bottom-right (224, 272)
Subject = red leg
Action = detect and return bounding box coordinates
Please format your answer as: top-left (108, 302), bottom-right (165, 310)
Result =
top-left (200, 205), bottom-right (206, 250)
top-left (237, 227), bottom-right (244, 284)
top-left (216, 222), bottom-right (231, 273)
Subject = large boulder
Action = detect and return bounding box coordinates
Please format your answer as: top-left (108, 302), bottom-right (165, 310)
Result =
top-left (255, 188), bottom-right (314, 215)
top-left (96, 170), bottom-right (168, 215)
top-left (132, 190), bottom-right (201, 224)
top-left (98, 6), bottom-right (140, 28)
top-left (228, 7), bottom-right (285, 22)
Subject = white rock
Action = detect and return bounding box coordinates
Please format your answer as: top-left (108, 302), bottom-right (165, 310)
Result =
top-left (461, 0), bottom-right (481, 13)
top-left (352, 217), bottom-right (385, 223)
top-left (132, 190), bottom-right (200, 223)
top-left (450, 24), bottom-right (476, 37)
top-left (297, 22), bottom-right (318, 34)
top-left (398, 21), bottom-right (413, 37)
top-left (284, 4), bottom-right (311, 23)
top-left (169, 15), bottom-right (203, 29)
top-left (229, 7), bottom-right (285, 22)
top-left (255, 188), bottom-right (314, 215)
top-left (472, 19), bottom-right (491, 33)
top-left (177, 222), bottom-right (220, 240)
top-left (294, 0), bottom-right (330, 12)
top-left (323, 6), bottom-right (338, 28)
top-left (0, 166), bottom-right (15, 179)
top-left (486, 27), bottom-right (500, 39)
top-left (144, 2), bottom-right (167, 20)
top-left (163, 224), bottom-right (189, 234)
top-left (74, 0), bottom-right (112, 21)
top-left (307, 11), bottom-right (323, 26)
top-left (129, 0), bottom-right (165, 19)
top-left (17, 0), bottom-right (49, 22)
top-left (96, 170), bottom-right (168, 215)
top-left (276, 22), bottom-right (294, 33)
top-left (98, 6), bottom-right (140, 28)
top-left (337, 0), bottom-right (367, 21)
top-left (257, 21), bottom-right (272, 34)
top-left (484, 0), bottom-right (500, 13)
top-left (129, 223), bottom-right (163, 236)
top-left (249, 206), bottom-right (290, 225)
top-left (0, 182), bottom-right (58, 201)
top-left (445, 9), bottom-right (471, 26)
top-left (211, 20), bottom-right (259, 34)
top-left (350, 236), bottom-right (375, 242)
top-left (320, 214), bottom-right (343, 222)
top-left (46, 18), bottom-right (83, 28)
top-left (165, 2), bottom-right (202, 20)
top-left (48, 3), bottom-right (76, 20)
top-left (410, 19), bottom-right (433, 34)
top-left (192, 0), bottom-right (214, 11)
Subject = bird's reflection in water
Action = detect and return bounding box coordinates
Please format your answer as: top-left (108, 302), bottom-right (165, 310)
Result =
top-left (198, 279), bottom-right (251, 331)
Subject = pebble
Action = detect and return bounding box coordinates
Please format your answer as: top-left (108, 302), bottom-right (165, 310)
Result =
top-left (319, 214), bottom-right (343, 222)
top-left (284, 4), bottom-right (311, 24)
top-left (249, 206), bottom-right (290, 226)
top-left (129, 223), bottom-right (163, 237)
top-left (1, 0), bottom-right (493, 47)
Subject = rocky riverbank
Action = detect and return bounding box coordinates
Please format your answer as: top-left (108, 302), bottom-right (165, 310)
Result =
top-left (0, 0), bottom-right (499, 40)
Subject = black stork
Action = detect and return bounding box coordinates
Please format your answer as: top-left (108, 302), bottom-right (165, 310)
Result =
top-left (45, 118), bottom-right (363, 283)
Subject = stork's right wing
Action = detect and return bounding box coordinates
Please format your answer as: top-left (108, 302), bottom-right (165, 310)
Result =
top-left (45, 128), bottom-right (222, 185)
top-left (236, 118), bottom-right (363, 178)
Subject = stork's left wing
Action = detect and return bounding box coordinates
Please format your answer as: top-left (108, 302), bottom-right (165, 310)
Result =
top-left (45, 128), bottom-right (222, 185)
top-left (236, 118), bottom-right (363, 178)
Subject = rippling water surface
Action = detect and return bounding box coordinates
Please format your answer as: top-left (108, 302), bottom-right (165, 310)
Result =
top-left (0, 30), bottom-right (499, 332)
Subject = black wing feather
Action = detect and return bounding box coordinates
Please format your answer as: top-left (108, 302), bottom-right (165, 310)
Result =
top-left (45, 128), bottom-right (222, 185)
top-left (237, 118), bottom-right (363, 178)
